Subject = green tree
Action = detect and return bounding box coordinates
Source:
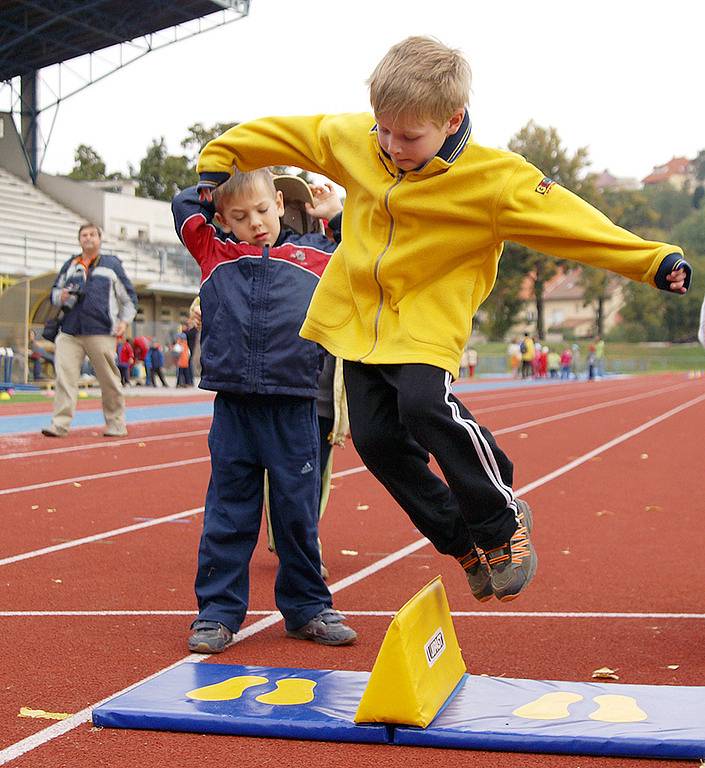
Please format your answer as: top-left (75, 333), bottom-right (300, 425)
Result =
top-left (507, 121), bottom-right (593, 338)
top-left (68, 144), bottom-right (106, 180)
top-left (643, 184), bottom-right (692, 232)
top-left (135, 138), bottom-right (197, 201)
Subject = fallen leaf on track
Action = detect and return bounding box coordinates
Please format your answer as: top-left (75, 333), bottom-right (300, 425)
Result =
top-left (592, 667), bottom-right (619, 681)
top-left (73, 482), bottom-right (81, 488)
top-left (31, 505), bottom-right (39, 510)
top-left (640, 453), bottom-right (649, 459)
top-left (340, 549), bottom-right (358, 556)
top-left (644, 505), bottom-right (662, 513)
top-left (356, 504), bottom-right (369, 511)
top-left (19, 707), bottom-right (71, 721)
top-left (596, 509), bottom-right (614, 517)
top-left (519, 433), bottom-right (528, 439)
top-left (666, 664), bottom-right (680, 670)
top-left (138, 442), bottom-right (146, 447)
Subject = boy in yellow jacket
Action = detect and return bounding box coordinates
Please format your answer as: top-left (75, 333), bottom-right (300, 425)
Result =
top-left (196, 36), bottom-right (691, 603)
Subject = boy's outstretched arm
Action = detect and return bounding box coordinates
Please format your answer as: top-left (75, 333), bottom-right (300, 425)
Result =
top-left (496, 163), bottom-right (693, 295)
top-left (196, 115), bottom-right (346, 196)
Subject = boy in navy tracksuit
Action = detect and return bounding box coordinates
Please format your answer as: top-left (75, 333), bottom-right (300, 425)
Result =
top-left (172, 168), bottom-right (356, 652)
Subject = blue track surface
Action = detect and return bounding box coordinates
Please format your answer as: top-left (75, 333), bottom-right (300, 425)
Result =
top-left (0, 400), bottom-right (215, 436)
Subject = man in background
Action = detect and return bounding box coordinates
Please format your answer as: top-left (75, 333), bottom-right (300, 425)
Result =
top-left (42, 223), bottom-right (137, 438)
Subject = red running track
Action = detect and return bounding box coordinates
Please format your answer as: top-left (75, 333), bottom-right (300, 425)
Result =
top-left (1, 372), bottom-right (704, 767)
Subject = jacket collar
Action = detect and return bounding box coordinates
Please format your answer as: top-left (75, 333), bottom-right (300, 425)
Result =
top-left (371, 108), bottom-right (472, 176)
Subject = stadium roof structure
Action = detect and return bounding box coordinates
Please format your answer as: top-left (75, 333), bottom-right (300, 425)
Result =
top-left (0, 0), bottom-right (250, 180)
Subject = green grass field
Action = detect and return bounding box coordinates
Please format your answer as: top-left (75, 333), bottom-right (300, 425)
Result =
top-left (472, 341), bottom-right (705, 375)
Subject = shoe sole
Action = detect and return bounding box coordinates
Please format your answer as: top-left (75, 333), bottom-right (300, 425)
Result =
top-left (286, 630), bottom-right (357, 646)
top-left (188, 637), bottom-right (235, 654)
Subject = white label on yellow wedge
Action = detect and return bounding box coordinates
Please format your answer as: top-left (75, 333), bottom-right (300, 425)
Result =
top-left (424, 628), bottom-right (445, 668)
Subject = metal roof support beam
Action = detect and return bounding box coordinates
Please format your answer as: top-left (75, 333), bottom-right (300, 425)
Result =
top-left (19, 71), bottom-right (38, 184)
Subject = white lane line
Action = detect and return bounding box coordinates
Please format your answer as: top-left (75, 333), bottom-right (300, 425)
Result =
top-left (494, 381), bottom-right (688, 435)
top-left (516, 391), bottom-right (705, 497)
top-left (0, 428), bottom-right (210, 461)
top-left (1, 392), bottom-right (703, 764)
top-left (0, 508), bottom-right (204, 567)
top-left (472, 380), bottom-right (688, 416)
top-left (4, 391), bottom-right (705, 569)
top-left (0, 380), bottom-right (688, 496)
top-left (3, 609), bottom-right (704, 619)
top-left (0, 456), bottom-right (210, 496)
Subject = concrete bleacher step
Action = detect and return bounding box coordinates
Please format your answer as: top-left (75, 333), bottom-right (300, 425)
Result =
top-left (0, 166), bottom-right (196, 287)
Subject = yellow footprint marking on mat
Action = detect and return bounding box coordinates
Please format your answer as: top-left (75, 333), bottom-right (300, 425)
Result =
top-left (589, 694), bottom-right (647, 723)
top-left (255, 678), bottom-right (317, 706)
top-left (186, 675), bottom-right (269, 701)
top-left (513, 691), bottom-right (584, 720)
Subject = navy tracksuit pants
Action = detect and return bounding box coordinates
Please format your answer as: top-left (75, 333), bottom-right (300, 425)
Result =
top-left (344, 362), bottom-right (518, 556)
top-left (194, 392), bottom-right (332, 633)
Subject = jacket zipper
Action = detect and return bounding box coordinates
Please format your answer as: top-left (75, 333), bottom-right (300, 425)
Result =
top-left (249, 244), bottom-right (269, 389)
top-left (360, 170), bottom-right (405, 360)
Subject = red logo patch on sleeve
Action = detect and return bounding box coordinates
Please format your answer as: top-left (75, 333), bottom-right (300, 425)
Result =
top-left (535, 177), bottom-right (556, 195)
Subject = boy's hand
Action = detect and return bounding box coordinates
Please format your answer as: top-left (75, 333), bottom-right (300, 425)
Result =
top-left (305, 183), bottom-right (343, 221)
top-left (666, 267), bottom-right (689, 294)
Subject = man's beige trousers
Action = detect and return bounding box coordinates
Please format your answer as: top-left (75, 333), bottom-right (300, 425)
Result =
top-left (50, 332), bottom-right (126, 435)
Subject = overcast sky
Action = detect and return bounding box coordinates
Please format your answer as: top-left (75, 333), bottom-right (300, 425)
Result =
top-left (16, 0), bottom-right (704, 182)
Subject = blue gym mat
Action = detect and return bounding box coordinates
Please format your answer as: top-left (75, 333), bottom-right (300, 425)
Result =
top-left (92, 663), bottom-right (705, 758)
top-left (92, 662), bottom-right (389, 744)
top-left (394, 673), bottom-right (705, 758)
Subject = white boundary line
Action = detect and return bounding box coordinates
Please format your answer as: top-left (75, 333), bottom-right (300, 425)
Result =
top-left (1, 391), bottom-right (704, 764)
top-left (0, 428), bottom-right (210, 461)
top-left (2, 609), bottom-right (704, 619)
top-left (0, 456), bottom-right (210, 496)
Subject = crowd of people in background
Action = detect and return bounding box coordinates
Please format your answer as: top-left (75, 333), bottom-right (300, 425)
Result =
top-left (114, 321), bottom-right (199, 387)
top-left (505, 334), bottom-right (605, 381)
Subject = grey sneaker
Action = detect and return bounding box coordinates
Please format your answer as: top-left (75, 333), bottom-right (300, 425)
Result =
top-left (286, 608), bottom-right (357, 646)
top-left (188, 620), bottom-right (235, 653)
top-left (458, 547), bottom-right (493, 602)
top-left (485, 498), bottom-right (537, 602)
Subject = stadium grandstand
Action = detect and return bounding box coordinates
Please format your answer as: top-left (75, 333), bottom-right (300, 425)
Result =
top-left (0, 1), bottom-right (251, 384)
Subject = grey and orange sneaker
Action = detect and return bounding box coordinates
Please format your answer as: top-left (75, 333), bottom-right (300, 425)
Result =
top-left (188, 620), bottom-right (235, 653)
top-left (287, 608), bottom-right (357, 646)
top-left (458, 547), bottom-right (493, 602)
top-left (485, 499), bottom-right (537, 602)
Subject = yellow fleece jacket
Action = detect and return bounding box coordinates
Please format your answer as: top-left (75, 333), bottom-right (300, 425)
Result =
top-left (198, 112), bottom-right (683, 377)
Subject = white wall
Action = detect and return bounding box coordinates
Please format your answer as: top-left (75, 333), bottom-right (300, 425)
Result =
top-left (36, 173), bottom-right (180, 245)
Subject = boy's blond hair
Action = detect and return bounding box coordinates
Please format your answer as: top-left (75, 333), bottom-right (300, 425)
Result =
top-left (213, 167), bottom-right (277, 212)
top-left (368, 36), bottom-right (471, 126)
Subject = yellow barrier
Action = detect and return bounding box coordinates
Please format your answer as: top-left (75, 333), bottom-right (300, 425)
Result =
top-left (354, 575), bottom-right (466, 727)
